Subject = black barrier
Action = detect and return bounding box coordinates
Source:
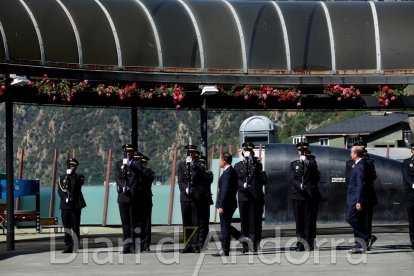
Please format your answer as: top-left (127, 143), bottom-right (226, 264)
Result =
top-left (264, 144), bottom-right (405, 224)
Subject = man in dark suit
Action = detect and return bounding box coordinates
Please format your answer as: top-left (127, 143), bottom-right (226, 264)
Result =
top-left (213, 152), bottom-right (251, 257)
top-left (402, 144), bottom-right (414, 251)
top-left (234, 142), bottom-right (267, 252)
top-left (288, 142), bottom-right (320, 251)
top-left (177, 145), bottom-right (205, 253)
top-left (58, 158), bottom-right (86, 253)
top-left (115, 143), bottom-right (144, 254)
top-left (346, 145), bottom-right (375, 254)
top-left (345, 140), bottom-right (378, 251)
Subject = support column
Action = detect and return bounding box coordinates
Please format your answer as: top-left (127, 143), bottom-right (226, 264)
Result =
top-left (6, 100), bottom-right (15, 251)
top-left (131, 107), bottom-right (138, 150)
top-left (200, 97), bottom-right (208, 161)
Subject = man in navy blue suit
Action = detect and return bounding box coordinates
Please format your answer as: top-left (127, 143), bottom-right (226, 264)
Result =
top-left (346, 146), bottom-right (375, 254)
top-left (213, 152), bottom-right (251, 257)
top-left (402, 143), bottom-right (414, 251)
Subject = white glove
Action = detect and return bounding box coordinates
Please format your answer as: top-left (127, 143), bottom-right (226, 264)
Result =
top-left (243, 182), bottom-right (247, 189)
top-left (122, 158), bottom-right (128, 165)
top-left (244, 151), bottom-right (251, 157)
top-left (186, 187), bottom-right (189, 194)
top-left (300, 183), bottom-right (304, 190)
top-left (186, 156), bottom-right (192, 164)
top-left (123, 186), bottom-right (126, 193)
top-left (66, 169), bottom-right (72, 175)
top-left (65, 197), bottom-right (69, 203)
top-left (412, 183), bottom-right (414, 189)
top-left (300, 155), bottom-right (306, 162)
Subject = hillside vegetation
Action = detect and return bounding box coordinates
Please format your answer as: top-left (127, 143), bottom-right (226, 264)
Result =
top-left (0, 103), bottom-right (361, 185)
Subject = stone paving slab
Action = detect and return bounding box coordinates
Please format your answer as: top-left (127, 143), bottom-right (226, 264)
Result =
top-left (1, 224), bottom-right (413, 275)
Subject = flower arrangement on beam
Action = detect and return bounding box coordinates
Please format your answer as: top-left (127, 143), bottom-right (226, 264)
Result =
top-left (374, 85), bottom-right (408, 107)
top-left (217, 84), bottom-right (302, 108)
top-left (28, 74), bottom-right (89, 103)
top-left (0, 77), bottom-right (6, 96)
top-left (92, 83), bottom-right (185, 109)
top-left (28, 75), bottom-right (185, 109)
top-left (323, 84), bottom-right (361, 101)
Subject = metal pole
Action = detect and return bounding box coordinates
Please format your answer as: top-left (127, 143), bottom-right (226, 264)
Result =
top-left (16, 148), bottom-right (24, 211)
top-left (131, 107), bottom-right (138, 150)
top-left (6, 100), bottom-right (15, 251)
top-left (200, 97), bottom-right (208, 161)
top-left (49, 149), bottom-right (58, 218)
top-left (102, 148), bottom-right (112, 226)
top-left (168, 148), bottom-right (177, 225)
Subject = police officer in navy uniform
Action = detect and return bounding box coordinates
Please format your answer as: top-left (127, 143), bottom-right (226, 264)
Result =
top-left (115, 143), bottom-right (144, 254)
top-left (288, 142), bottom-right (320, 251)
top-left (402, 143), bottom-right (414, 251)
top-left (177, 145), bottom-right (204, 253)
top-left (195, 155), bottom-right (214, 250)
top-left (234, 142), bottom-right (267, 252)
top-left (58, 158), bottom-right (86, 253)
top-left (139, 155), bottom-right (155, 252)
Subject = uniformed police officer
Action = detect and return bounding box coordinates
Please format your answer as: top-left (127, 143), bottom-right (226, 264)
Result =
top-left (402, 144), bottom-right (414, 251)
top-left (115, 144), bottom-right (143, 254)
top-left (139, 155), bottom-right (155, 252)
top-left (58, 158), bottom-right (86, 253)
top-left (177, 145), bottom-right (204, 253)
top-left (234, 142), bottom-right (267, 252)
top-left (196, 155), bottom-right (214, 250)
top-left (288, 142), bottom-right (320, 251)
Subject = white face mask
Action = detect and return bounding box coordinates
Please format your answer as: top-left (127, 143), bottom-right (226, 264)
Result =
top-left (66, 169), bottom-right (72, 175)
top-left (244, 151), bottom-right (251, 157)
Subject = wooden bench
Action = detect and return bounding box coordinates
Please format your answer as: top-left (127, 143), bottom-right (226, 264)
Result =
top-left (39, 217), bottom-right (63, 233)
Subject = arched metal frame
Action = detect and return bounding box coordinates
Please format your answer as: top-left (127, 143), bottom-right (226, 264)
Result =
top-left (222, 0), bottom-right (247, 73)
top-left (18, 0), bottom-right (45, 65)
top-left (0, 19), bottom-right (9, 61)
top-left (0, 0), bottom-right (414, 85)
top-left (94, 0), bottom-right (123, 69)
top-left (55, 0), bottom-right (83, 66)
top-left (271, 1), bottom-right (291, 73)
top-left (133, 0), bottom-right (163, 70)
top-left (369, 1), bottom-right (382, 73)
top-left (320, 1), bottom-right (336, 73)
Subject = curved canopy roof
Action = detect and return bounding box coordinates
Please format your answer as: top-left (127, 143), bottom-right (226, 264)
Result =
top-left (1, 0), bottom-right (414, 85)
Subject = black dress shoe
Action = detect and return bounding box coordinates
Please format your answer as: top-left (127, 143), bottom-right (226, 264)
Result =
top-left (212, 250), bottom-right (229, 257)
top-left (193, 247), bottom-right (201, 253)
top-left (122, 247), bottom-right (135, 254)
top-left (142, 246), bottom-right (150, 252)
top-left (62, 248), bottom-right (73, 254)
top-left (367, 235), bottom-right (377, 251)
top-left (241, 243), bottom-right (249, 254)
top-left (349, 247), bottom-right (365, 254)
top-left (180, 246), bottom-right (194, 253)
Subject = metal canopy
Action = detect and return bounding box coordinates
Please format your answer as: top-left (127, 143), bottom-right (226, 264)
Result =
top-left (1, 0), bottom-right (414, 85)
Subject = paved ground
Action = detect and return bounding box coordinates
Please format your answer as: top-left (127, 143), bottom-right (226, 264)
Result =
top-left (1, 224), bottom-right (413, 275)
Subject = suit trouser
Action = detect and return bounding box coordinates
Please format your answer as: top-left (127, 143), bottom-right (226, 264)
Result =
top-left (239, 199), bottom-right (264, 250)
top-left (141, 198), bottom-right (153, 249)
top-left (291, 199), bottom-right (312, 244)
top-left (196, 201), bottom-right (211, 248)
top-left (407, 200), bottom-right (414, 247)
top-left (364, 203), bottom-right (374, 236)
top-left (346, 204), bottom-right (370, 245)
top-left (219, 208), bottom-right (241, 254)
top-left (309, 198), bottom-right (319, 243)
top-left (180, 201), bottom-right (199, 249)
top-left (119, 202), bottom-right (136, 251)
top-left (61, 208), bottom-right (81, 250)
